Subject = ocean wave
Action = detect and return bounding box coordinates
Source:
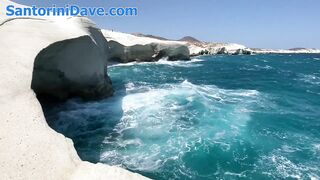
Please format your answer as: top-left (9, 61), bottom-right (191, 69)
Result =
top-left (253, 64), bottom-right (274, 70)
top-left (47, 80), bottom-right (263, 177)
top-left (47, 80), bottom-right (264, 175)
top-left (109, 57), bottom-right (204, 68)
top-left (109, 61), bottom-right (140, 67)
top-left (98, 80), bottom-right (263, 173)
top-left (157, 58), bottom-right (204, 67)
top-left (298, 74), bottom-right (320, 85)
top-left (240, 64), bottom-right (274, 71)
top-left (258, 153), bottom-right (320, 179)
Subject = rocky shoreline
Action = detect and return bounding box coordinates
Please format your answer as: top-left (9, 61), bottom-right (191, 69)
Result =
top-left (103, 30), bottom-right (320, 64)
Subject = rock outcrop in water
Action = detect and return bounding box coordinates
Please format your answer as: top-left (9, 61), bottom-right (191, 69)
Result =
top-left (232, 48), bottom-right (253, 55)
top-left (108, 40), bottom-right (156, 62)
top-left (32, 34), bottom-right (113, 100)
top-left (216, 47), bottom-right (228, 54)
top-left (188, 42), bottom-right (248, 55)
top-left (156, 43), bottom-right (190, 61)
top-left (103, 30), bottom-right (190, 63)
top-left (0, 0), bottom-right (147, 179)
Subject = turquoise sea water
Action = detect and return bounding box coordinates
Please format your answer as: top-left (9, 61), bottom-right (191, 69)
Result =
top-left (45, 54), bottom-right (320, 179)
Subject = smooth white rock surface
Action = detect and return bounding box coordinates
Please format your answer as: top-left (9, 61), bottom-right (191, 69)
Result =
top-left (0, 1), bottom-right (148, 179)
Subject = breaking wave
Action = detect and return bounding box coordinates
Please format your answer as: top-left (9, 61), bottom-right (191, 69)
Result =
top-left (46, 79), bottom-right (265, 179)
top-left (110, 57), bottom-right (204, 68)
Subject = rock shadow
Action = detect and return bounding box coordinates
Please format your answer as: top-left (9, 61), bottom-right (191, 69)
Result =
top-left (37, 79), bottom-right (127, 163)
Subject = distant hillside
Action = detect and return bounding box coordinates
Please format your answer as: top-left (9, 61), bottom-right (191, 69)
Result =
top-left (132, 33), bottom-right (203, 44)
top-left (288, 47), bottom-right (316, 51)
top-left (178, 36), bottom-right (202, 43)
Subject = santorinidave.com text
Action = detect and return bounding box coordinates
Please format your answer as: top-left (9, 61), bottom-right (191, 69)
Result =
top-left (6, 4), bottom-right (138, 17)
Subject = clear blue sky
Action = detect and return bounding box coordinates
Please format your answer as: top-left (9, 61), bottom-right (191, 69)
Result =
top-left (13, 0), bottom-right (320, 49)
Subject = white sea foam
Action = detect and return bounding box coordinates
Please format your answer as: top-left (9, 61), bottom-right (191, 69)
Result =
top-left (48, 78), bottom-right (264, 175)
top-left (148, 58), bottom-right (204, 67)
top-left (258, 145), bottom-right (320, 180)
top-left (298, 74), bottom-right (320, 85)
top-left (271, 155), bottom-right (302, 179)
top-left (253, 64), bottom-right (274, 70)
top-left (109, 61), bottom-right (140, 67)
top-left (109, 57), bottom-right (204, 68)
top-left (312, 144), bottom-right (320, 155)
top-left (98, 80), bottom-right (263, 172)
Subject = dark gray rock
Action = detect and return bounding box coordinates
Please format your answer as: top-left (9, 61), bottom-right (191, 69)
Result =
top-left (31, 32), bottom-right (113, 100)
top-left (155, 44), bottom-right (190, 61)
top-left (108, 41), bottom-right (190, 63)
top-left (232, 48), bottom-right (253, 55)
top-left (217, 47), bottom-right (228, 54)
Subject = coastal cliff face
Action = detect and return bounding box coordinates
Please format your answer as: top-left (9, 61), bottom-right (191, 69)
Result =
top-left (103, 30), bottom-right (253, 59)
top-left (0, 1), bottom-right (147, 179)
top-left (104, 30), bottom-right (320, 59)
top-left (187, 41), bottom-right (320, 56)
top-left (108, 40), bottom-right (156, 62)
top-left (31, 34), bottom-right (113, 100)
top-left (103, 30), bottom-right (190, 63)
top-left (156, 43), bottom-right (190, 61)
top-left (187, 42), bottom-right (249, 56)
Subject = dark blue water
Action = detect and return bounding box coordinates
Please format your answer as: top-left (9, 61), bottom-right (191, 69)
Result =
top-left (45, 54), bottom-right (320, 179)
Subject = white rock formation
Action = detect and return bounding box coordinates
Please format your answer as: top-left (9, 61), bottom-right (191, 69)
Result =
top-left (186, 42), bottom-right (247, 55)
top-left (247, 48), bottom-right (320, 54)
top-left (102, 30), bottom-right (251, 57)
top-left (187, 44), bottom-right (207, 56)
top-left (102, 29), bottom-right (186, 46)
top-left (0, 0), bottom-right (147, 179)
top-left (179, 37), bottom-right (320, 56)
top-left (207, 43), bottom-right (246, 54)
top-left (102, 30), bottom-right (190, 62)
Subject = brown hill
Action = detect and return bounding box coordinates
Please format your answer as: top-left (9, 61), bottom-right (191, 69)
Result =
top-left (178, 36), bottom-right (202, 43)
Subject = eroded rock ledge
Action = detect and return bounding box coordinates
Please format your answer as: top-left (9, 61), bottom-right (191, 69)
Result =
top-left (103, 30), bottom-right (190, 63)
top-left (108, 40), bottom-right (190, 63)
